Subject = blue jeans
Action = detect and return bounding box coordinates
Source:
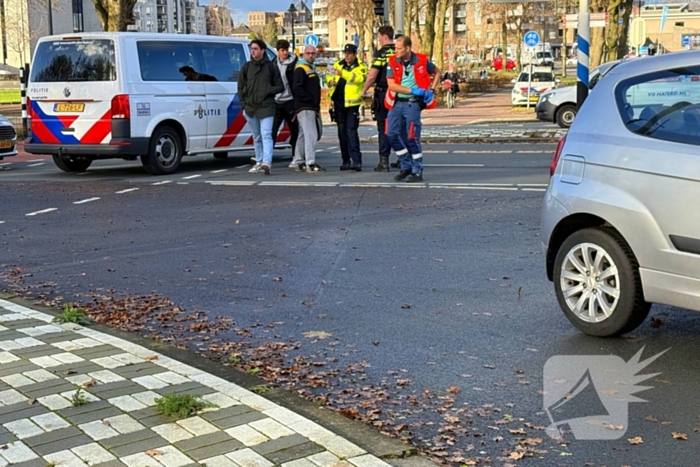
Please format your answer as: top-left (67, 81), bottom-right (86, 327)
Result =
top-left (245, 114), bottom-right (274, 165)
top-left (387, 100), bottom-right (423, 174)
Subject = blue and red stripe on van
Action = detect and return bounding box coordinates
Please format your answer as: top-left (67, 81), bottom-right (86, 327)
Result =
top-left (28, 100), bottom-right (112, 145)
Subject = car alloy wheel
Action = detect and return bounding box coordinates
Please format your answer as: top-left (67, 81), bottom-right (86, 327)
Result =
top-left (559, 242), bottom-right (620, 323)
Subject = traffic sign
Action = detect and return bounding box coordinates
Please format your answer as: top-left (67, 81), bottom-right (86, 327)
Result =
top-left (352, 33), bottom-right (359, 47)
top-left (630, 18), bottom-right (646, 48)
top-left (524, 31), bottom-right (540, 48)
top-left (304, 35), bottom-right (319, 47)
top-left (618, 18), bottom-right (624, 25)
top-left (639, 45), bottom-right (649, 56)
top-left (682, 36), bottom-right (692, 46)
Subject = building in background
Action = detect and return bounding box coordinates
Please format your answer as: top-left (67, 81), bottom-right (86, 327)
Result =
top-left (638, 3), bottom-right (700, 52)
top-left (0, 0), bottom-right (101, 68)
top-left (133, 0), bottom-right (207, 34)
top-left (205, 3), bottom-right (234, 36)
top-left (247, 11), bottom-right (278, 30)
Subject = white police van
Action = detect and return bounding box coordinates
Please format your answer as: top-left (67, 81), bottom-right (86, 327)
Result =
top-left (25, 33), bottom-right (289, 174)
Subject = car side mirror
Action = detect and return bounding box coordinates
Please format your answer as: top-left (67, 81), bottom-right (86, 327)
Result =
top-left (510, 78), bottom-right (517, 84)
top-left (555, 78), bottom-right (561, 83)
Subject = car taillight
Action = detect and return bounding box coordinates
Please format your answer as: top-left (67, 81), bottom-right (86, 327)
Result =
top-left (550, 135), bottom-right (567, 177)
top-left (111, 95), bottom-right (130, 119)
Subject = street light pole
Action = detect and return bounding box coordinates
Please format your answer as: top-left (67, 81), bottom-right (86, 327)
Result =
top-left (288, 3), bottom-right (297, 53)
top-left (48, 0), bottom-right (54, 35)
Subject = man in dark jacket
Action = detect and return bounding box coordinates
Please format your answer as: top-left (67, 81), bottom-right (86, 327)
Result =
top-left (271, 40), bottom-right (300, 169)
top-left (238, 39), bottom-right (284, 175)
top-left (292, 45), bottom-right (324, 172)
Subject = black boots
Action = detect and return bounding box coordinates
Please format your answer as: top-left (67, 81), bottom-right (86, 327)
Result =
top-left (374, 156), bottom-right (390, 172)
top-left (393, 169), bottom-right (412, 181)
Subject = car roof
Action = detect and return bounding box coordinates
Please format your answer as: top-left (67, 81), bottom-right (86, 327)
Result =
top-left (38, 32), bottom-right (252, 43)
top-left (605, 50), bottom-right (700, 80)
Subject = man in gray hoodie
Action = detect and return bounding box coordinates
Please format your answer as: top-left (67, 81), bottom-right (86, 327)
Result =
top-left (271, 40), bottom-right (300, 168)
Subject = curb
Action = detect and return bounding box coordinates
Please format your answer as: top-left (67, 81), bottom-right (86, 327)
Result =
top-left (359, 136), bottom-right (560, 144)
top-left (0, 293), bottom-right (436, 466)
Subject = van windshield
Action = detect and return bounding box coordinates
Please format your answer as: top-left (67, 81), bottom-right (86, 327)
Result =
top-left (518, 72), bottom-right (554, 82)
top-left (30, 39), bottom-right (116, 83)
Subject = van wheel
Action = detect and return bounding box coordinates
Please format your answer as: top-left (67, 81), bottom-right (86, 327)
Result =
top-left (556, 104), bottom-right (577, 128)
top-left (213, 152), bottom-right (228, 160)
top-left (52, 155), bottom-right (92, 172)
top-left (142, 126), bottom-right (183, 175)
top-left (553, 227), bottom-right (651, 337)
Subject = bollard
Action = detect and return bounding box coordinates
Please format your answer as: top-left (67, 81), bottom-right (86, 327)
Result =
top-left (20, 64), bottom-right (28, 138)
top-left (576, 0), bottom-right (590, 111)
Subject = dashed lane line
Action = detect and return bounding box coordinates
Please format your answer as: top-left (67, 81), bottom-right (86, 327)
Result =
top-left (151, 180), bottom-right (172, 185)
top-left (182, 174), bottom-right (202, 180)
top-left (115, 188), bottom-right (139, 194)
top-left (73, 197), bottom-right (101, 205)
top-left (522, 188), bottom-right (547, 192)
top-left (27, 163), bottom-right (46, 167)
top-left (0, 162), bottom-right (11, 166)
top-left (453, 150), bottom-right (513, 154)
top-left (26, 159), bottom-right (45, 163)
top-left (0, 221), bottom-right (4, 224)
top-left (205, 180), bottom-right (545, 192)
top-left (423, 164), bottom-right (484, 167)
top-left (25, 208), bottom-right (58, 216)
top-left (210, 169), bottom-right (228, 174)
top-left (207, 181), bottom-right (257, 186)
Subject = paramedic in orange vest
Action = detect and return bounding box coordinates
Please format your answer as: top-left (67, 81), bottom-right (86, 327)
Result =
top-left (385, 36), bottom-right (440, 183)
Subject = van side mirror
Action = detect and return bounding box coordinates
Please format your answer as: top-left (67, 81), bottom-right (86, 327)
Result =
top-left (510, 78), bottom-right (517, 84)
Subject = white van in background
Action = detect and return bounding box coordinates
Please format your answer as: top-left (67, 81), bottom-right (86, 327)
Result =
top-left (25, 33), bottom-right (289, 175)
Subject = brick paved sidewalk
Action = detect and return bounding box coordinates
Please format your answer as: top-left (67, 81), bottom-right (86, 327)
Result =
top-left (0, 299), bottom-right (405, 467)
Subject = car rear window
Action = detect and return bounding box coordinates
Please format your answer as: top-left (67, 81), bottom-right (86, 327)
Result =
top-left (31, 39), bottom-right (116, 82)
top-left (616, 66), bottom-right (700, 145)
top-left (518, 72), bottom-right (554, 82)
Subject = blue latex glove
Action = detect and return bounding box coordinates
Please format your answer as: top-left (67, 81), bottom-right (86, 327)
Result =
top-left (410, 88), bottom-right (426, 97)
top-left (425, 90), bottom-right (435, 103)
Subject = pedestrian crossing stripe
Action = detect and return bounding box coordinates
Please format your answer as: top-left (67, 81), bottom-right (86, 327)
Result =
top-left (204, 181), bottom-right (546, 192)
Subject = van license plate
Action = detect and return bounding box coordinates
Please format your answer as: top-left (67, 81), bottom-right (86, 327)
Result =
top-left (0, 140), bottom-right (11, 149)
top-left (54, 103), bottom-right (85, 112)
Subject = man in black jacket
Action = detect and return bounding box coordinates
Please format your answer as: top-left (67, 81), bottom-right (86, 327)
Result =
top-left (271, 40), bottom-right (300, 168)
top-left (238, 39), bottom-right (284, 175)
top-left (292, 45), bottom-right (324, 172)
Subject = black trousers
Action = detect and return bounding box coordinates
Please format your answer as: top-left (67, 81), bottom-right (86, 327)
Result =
top-left (374, 91), bottom-right (391, 158)
top-left (336, 106), bottom-right (362, 167)
top-left (272, 100), bottom-right (299, 159)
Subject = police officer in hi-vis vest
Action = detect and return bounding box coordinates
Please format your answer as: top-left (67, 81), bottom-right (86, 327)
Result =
top-left (361, 25), bottom-right (396, 172)
top-left (384, 36), bottom-right (440, 183)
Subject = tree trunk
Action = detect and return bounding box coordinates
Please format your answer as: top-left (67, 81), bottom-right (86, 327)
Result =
top-left (433, 0), bottom-right (449, 68)
top-left (501, 11), bottom-right (508, 69)
top-left (91, 0), bottom-right (136, 31)
top-left (405, 0), bottom-right (413, 38)
top-left (423, 0), bottom-right (439, 58)
top-left (415, 6), bottom-right (422, 47)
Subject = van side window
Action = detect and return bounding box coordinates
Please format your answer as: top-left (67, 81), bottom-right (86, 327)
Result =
top-left (197, 43), bottom-right (246, 82)
top-left (137, 41), bottom-right (198, 81)
top-left (616, 66), bottom-right (700, 146)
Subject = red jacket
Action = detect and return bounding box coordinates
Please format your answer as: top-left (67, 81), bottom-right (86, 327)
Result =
top-left (384, 53), bottom-right (437, 110)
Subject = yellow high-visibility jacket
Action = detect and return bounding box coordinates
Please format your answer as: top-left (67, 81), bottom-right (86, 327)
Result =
top-left (326, 59), bottom-right (368, 108)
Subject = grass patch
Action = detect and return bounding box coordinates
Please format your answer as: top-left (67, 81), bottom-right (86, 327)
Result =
top-left (52, 304), bottom-right (91, 325)
top-left (0, 89), bottom-right (20, 104)
top-left (154, 393), bottom-right (215, 419)
top-left (70, 387), bottom-right (90, 407)
top-left (227, 354), bottom-right (242, 365)
top-left (246, 367), bottom-right (260, 376)
top-left (559, 77), bottom-right (577, 86)
top-left (250, 385), bottom-right (271, 394)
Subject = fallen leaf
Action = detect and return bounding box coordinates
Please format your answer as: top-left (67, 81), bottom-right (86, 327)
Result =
top-left (401, 304), bottom-right (412, 309)
top-left (27, 398), bottom-right (36, 406)
top-left (146, 449), bottom-right (163, 457)
top-left (520, 438), bottom-right (543, 446)
top-left (672, 432), bottom-right (688, 440)
top-left (145, 355), bottom-right (159, 361)
top-left (272, 277), bottom-right (283, 282)
top-left (509, 428), bottom-right (526, 435)
top-left (102, 420), bottom-right (111, 426)
top-left (447, 386), bottom-right (460, 394)
top-left (302, 330), bottom-right (332, 339)
top-left (604, 424), bottom-right (624, 431)
top-left (628, 436), bottom-right (643, 445)
top-left (483, 364), bottom-right (495, 369)
top-left (83, 378), bottom-right (98, 388)
top-left (372, 341), bottom-right (380, 346)
top-left (645, 415), bottom-right (658, 422)
top-left (509, 452), bottom-right (525, 460)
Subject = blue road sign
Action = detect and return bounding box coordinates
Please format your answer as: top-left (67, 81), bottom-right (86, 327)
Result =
top-left (682, 36), bottom-right (692, 46)
top-left (304, 35), bottom-right (319, 47)
top-left (524, 31), bottom-right (540, 48)
top-left (618, 18), bottom-right (624, 25)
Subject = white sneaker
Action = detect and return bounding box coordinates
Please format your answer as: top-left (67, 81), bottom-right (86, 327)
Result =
top-left (249, 164), bottom-right (262, 173)
top-left (261, 163), bottom-right (271, 175)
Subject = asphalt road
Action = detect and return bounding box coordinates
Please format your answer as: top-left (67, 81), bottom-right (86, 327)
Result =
top-left (2, 143), bottom-right (700, 466)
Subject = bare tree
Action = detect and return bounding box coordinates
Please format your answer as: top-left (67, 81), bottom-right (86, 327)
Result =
top-left (3, 5), bottom-right (40, 64)
top-left (91, 0), bottom-right (139, 31)
top-left (433, 0), bottom-right (453, 68)
top-left (262, 21), bottom-right (279, 45)
top-left (206, 0), bottom-right (234, 36)
top-left (327, 0), bottom-right (375, 54)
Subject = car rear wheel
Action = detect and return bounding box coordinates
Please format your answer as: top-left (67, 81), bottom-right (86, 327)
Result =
top-left (556, 104), bottom-right (577, 128)
top-left (52, 155), bottom-right (92, 172)
top-left (553, 227), bottom-right (651, 337)
top-left (142, 125), bottom-right (183, 175)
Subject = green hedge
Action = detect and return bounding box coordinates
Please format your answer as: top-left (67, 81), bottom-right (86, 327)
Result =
top-left (0, 89), bottom-right (21, 104)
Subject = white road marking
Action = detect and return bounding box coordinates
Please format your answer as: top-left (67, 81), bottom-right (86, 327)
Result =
top-left (453, 150), bottom-right (513, 154)
top-left (26, 208), bottom-right (58, 216)
top-left (182, 174), bottom-right (201, 180)
top-left (0, 162), bottom-right (11, 166)
top-left (115, 188), bottom-right (139, 194)
top-left (315, 149), bottom-right (323, 152)
top-left (26, 159), bottom-right (45, 162)
top-left (522, 188), bottom-right (547, 192)
top-left (423, 164), bottom-right (484, 167)
top-left (27, 163), bottom-right (45, 167)
top-left (327, 146), bottom-right (338, 151)
top-left (73, 197), bottom-right (101, 205)
top-left (206, 181), bottom-right (257, 186)
top-left (151, 180), bottom-right (172, 185)
top-left (210, 169), bottom-right (228, 174)
top-left (430, 186), bottom-right (518, 191)
top-left (177, 182), bottom-right (189, 185)
top-left (0, 221), bottom-right (4, 224)
top-left (517, 183), bottom-right (549, 187)
top-left (516, 150), bottom-right (546, 153)
top-left (423, 150), bottom-right (449, 153)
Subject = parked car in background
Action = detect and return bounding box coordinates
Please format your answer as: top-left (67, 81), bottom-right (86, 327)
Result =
top-left (0, 114), bottom-right (18, 160)
top-left (541, 50), bottom-right (700, 337)
top-left (536, 60), bottom-right (621, 127)
top-left (534, 51), bottom-right (554, 67)
top-left (491, 56), bottom-right (516, 71)
top-left (511, 67), bottom-right (559, 106)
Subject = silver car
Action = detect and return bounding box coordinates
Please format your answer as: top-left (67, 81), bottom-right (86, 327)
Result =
top-left (541, 50), bottom-right (700, 337)
top-left (0, 114), bottom-right (18, 160)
